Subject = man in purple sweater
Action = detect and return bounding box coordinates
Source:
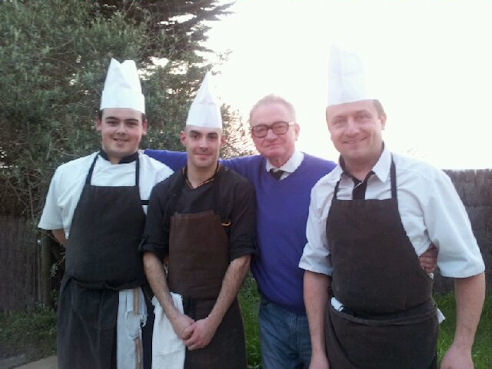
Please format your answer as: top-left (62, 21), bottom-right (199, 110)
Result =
top-left (146, 94), bottom-right (435, 368)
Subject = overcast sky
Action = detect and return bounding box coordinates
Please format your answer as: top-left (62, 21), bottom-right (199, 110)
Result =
top-left (203, 0), bottom-right (492, 169)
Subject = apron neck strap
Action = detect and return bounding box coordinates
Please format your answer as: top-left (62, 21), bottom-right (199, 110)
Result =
top-left (390, 156), bottom-right (397, 200)
top-left (332, 155), bottom-right (397, 202)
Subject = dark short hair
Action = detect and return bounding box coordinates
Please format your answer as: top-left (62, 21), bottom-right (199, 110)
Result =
top-left (372, 100), bottom-right (386, 118)
top-left (98, 109), bottom-right (146, 122)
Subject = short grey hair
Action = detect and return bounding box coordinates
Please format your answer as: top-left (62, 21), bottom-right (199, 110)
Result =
top-left (249, 94), bottom-right (296, 124)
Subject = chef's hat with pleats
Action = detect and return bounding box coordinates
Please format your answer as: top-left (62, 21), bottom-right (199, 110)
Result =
top-left (100, 58), bottom-right (145, 114)
top-left (327, 46), bottom-right (374, 106)
top-left (186, 72), bottom-right (222, 129)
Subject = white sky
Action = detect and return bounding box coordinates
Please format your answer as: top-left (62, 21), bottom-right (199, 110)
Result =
top-left (204, 0), bottom-right (492, 169)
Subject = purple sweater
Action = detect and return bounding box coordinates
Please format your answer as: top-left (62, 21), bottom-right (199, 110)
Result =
top-left (145, 150), bottom-right (336, 313)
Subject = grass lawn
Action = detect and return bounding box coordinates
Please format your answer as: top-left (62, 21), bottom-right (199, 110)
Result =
top-left (0, 305), bottom-right (56, 362)
top-left (1, 279), bottom-right (490, 369)
top-left (240, 277), bottom-right (492, 369)
top-left (435, 292), bottom-right (492, 369)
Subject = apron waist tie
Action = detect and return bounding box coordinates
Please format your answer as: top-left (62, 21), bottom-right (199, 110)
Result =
top-left (338, 298), bottom-right (435, 321)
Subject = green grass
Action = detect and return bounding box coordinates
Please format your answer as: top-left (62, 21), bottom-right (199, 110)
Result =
top-left (239, 275), bottom-right (262, 369)
top-left (435, 292), bottom-right (492, 369)
top-left (0, 305), bottom-right (56, 362)
top-left (239, 277), bottom-right (492, 369)
top-left (1, 282), bottom-right (490, 369)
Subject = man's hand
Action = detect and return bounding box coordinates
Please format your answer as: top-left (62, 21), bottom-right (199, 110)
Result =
top-left (170, 313), bottom-right (195, 341)
top-left (309, 351), bottom-right (330, 369)
top-left (419, 244), bottom-right (438, 274)
top-left (440, 343), bottom-right (473, 369)
top-left (184, 316), bottom-right (219, 350)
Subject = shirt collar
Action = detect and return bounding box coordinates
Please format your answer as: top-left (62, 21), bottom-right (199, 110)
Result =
top-left (182, 162), bottom-right (221, 189)
top-left (371, 144), bottom-right (391, 183)
top-left (265, 150), bottom-right (304, 173)
top-left (99, 150), bottom-right (139, 164)
top-left (336, 143), bottom-right (391, 183)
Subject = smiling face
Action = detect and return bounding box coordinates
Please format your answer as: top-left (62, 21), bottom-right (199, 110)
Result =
top-left (96, 108), bottom-right (147, 163)
top-left (326, 100), bottom-right (386, 170)
top-left (249, 101), bottom-right (300, 167)
top-left (180, 125), bottom-right (224, 171)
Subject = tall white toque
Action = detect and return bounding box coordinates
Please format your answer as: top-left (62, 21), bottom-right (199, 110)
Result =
top-left (100, 58), bottom-right (145, 114)
top-left (327, 45), bottom-right (373, 107)
top-left (186, 72), bottom-right (222, 129)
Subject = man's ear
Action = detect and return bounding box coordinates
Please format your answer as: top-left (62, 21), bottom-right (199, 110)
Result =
top-left (380, 114), bottom-right (387, 130)
top-left (293, 123), bottom-right (300, 140)
top-left (142, 119), bottom-right (148, 136)
top-left (220, 134), bottom-right (226, 147)
top-left (179, 130), bottom-right (186, 147)
top-left (95, 118), bottom-right (102, 132)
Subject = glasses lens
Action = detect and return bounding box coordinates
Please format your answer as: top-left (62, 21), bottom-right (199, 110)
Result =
top-left (272, 121), bottom-right (289, 135)
top-left (252, 125), bottom-right (268, 138)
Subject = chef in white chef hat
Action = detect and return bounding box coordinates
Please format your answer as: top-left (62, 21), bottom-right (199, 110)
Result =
top-left (185, 71), bottom-right (223, 129)
top-left (101, 58), bottom-right (145, 114)
top-left (97, 58), bottom-right (148, 164)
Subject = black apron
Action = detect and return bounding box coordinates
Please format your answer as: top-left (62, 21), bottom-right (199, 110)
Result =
top-left (58, 154), bottom-right (150, 369)
top-left (324, 158), bottom-right (438, 369)
top-left (166, 171), bottom-right (247, 369)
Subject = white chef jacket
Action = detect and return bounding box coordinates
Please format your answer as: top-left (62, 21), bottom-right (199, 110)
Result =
top-left (299, 146), bottom-right (485, 279)
top-left (38, 150), bottom-right (173, 238)
top-left (38, 150), bottom-right (173, 369)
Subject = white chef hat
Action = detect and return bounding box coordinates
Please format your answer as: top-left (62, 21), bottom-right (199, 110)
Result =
top-left (100, 58), bottom-right (145, 114)
top-left (186, 72), bottom-right (222, 129)
top-left (326, 45), bottom-right (374, 106)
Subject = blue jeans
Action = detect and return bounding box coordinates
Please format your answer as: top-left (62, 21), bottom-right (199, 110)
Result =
top-left (259, 298), bottom-right (311, 369)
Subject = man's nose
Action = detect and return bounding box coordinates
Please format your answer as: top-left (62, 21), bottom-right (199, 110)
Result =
top-left (198, 136), bottom-right (208, 148)
top-left (345, 119), bottom-right (359, 135)
top-left (115, 123), bottom-right (127, 133)
top-left (265, 127), bottom-right (277, 139)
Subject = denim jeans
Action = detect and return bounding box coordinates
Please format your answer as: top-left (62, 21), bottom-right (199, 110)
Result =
top-left (259, 298), bottom-right (311, 369)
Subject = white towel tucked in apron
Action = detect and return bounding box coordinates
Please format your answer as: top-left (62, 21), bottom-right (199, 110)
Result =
top-left (117, 288), bottom-right (147, 369)
top-left (152, 293), bottom-right (185, 369)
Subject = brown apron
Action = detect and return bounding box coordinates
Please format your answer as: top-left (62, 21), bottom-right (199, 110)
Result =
top-left (167, 178), bottom-right (246, 369)
top-left (324, 158), bottom-right (438, 369)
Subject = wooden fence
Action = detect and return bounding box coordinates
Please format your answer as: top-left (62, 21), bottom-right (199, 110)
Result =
top-left (1, 169), bottom-right (491, 311)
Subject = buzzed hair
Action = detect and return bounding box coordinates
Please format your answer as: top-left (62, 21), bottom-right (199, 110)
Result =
top-left (249, 94), bottom-right (297, 123)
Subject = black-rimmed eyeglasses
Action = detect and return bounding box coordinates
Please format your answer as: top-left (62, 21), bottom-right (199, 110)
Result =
top-left (251, 121), bottom-right (294, 138)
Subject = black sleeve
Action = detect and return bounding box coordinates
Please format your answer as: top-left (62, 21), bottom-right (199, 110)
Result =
top-left (140, 182), bottom-right (170, 260)
top-left (227, 178), bottom-right (257, 261)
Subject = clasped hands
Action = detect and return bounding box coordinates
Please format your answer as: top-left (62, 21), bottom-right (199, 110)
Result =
top-left (171, 312), bottom-right (218, 351)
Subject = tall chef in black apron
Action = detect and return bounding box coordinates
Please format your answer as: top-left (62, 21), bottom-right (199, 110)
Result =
top-left (141, 73), bottom-right (256, 369)
top-left (299, 46), bottom-right (485, 369)
top-left (38, 59), bottom-right (173, 369)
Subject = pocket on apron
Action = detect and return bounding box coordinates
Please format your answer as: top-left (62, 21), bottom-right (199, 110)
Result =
top-left (327, 304), bottom-right (438, 369)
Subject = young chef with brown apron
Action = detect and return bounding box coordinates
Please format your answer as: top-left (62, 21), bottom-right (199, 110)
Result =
top-left (142, 73), bottom-right (256, 369)
top-left (299, 46), bottom-right (485, 369)
top-left (38, 59), bottom-right (173, 369)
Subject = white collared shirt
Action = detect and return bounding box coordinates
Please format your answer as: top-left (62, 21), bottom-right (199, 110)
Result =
top-left (299, 146), bottom-right (485, 279)
top-left (266, 150), bottom-right (304, 180)
top-left (38, 150), bottom-right (173, 238)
